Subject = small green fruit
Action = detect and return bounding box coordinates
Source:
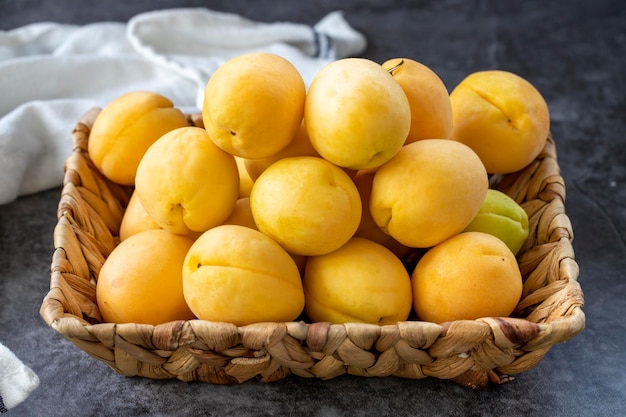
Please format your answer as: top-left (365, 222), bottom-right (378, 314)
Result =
top-left (463, 189), bottom-right (529, 255)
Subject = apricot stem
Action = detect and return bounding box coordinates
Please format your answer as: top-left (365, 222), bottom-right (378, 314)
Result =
top-left (386, 59), bottom-right (405, 75)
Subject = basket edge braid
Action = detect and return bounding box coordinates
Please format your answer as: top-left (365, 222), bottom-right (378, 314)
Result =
top-left (40, 108), bottom-right (585, 389)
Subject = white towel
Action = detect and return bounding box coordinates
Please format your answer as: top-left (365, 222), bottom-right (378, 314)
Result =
top-left (0, 8), bottom-right (367, 205)
top-left (0, 342), bottom-right (39, 412)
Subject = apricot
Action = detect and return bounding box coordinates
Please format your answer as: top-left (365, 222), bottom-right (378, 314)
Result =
top-left (88, 91), bottom-right (188, 185)
top-left (202, 52), bottom-right (306, 159)
top-left (305, 58), bottom-right (411, 170)
top-left (182, 225), bottom-right (305, 326)
top-left (370, 139), bottom-right (488, 248)
top-left (244, 121), bottom-right (319, 181)
top-left (449, 70), bottom-right (550, 174)
top-left (222, 198), bottom-right (257, 230)
top-left (96, 229), bottom-right (196, 325)
top-left (411, 231), bottom-right (523, 323)
top-left (303, 237), bottom-right (413, 325)
top-left (135, 126), bottom-right (239, 236)
top-left (464, 189), bottom-right (530, 255)
top-left (250, 156), bottom-right (362, 256)
top-left (235, 157), bottom-right (254, 198)
top-left (119, 191), bottom-right (161, 241)
top-left (383, 58), bottom-right (453, 144)
top-left (352, 170), bottom-right (411, 259)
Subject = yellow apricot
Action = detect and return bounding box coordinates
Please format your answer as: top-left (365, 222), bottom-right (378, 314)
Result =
top-left (244, 121), bottom-right (318, 181)
top-left (303, 237), bottom-right (413, 325)
top-left (370, 139), bottom-right (488, 248)
top-left (222, 198), bottom-right (257, 230)
top-left (202, 52), bottom-right (306, 159)
top-left (352, 170), bottom-right (411, 259)
top-left (305, 58), bottom-right (411, 170)
top-left (119, 191), bottom-right (161, 241)
top-left (449, 70), bottom-right (550, 174)
top-left (250, 156), bottom-right (362, 256)
top-left (182, 225), bottom-right (305, 326)
top-left (383, 58), bottom-right (453, 144)
top-left (88, 91), bottom-right (188, 185)
top-left (135, 126), bottom-right (239, 236)
top-left (96, 229), bottom-right (196, 325)
top-left (235, 157), bottom-right (254, 198)
top-left (412, 232), bottom-right (523, 323)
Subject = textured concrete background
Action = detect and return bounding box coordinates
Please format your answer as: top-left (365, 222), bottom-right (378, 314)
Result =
top-left (1, 1), bottom-right (625, 416)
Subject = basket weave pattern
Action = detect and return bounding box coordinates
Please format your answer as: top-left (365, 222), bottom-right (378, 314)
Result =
top-left (40, 108), bottom-right (585, 389)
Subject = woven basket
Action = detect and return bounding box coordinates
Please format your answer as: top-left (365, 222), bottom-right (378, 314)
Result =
top-left (40, 108), bottom-right (585, 389)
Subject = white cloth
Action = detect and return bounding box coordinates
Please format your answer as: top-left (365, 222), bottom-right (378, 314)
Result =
top-left (0, 342), bottom-right (39, 412)
top-left (0, 8), bottom-right (367, 205)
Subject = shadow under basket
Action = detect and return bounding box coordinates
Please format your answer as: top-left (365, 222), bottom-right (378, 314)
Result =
top-left (40, 108), bottom-right (585, 389)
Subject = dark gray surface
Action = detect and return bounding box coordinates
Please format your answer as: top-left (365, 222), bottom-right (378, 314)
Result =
top-left (1, 1), bottom-right (625, 416)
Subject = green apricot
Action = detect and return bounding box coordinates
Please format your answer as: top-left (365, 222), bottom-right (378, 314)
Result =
top-left (463, 189), bottom-right (529, 255)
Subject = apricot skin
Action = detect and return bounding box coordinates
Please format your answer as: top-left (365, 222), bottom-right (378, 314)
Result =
top-left (463, 189), bottom-right (530, 255)
top-left (182, 225), bottom-right (305, 326)
top-left (383, 58), bottom-right (453, 144)
top-left (411, 231), bottom-right (523, 323)
top-left (202, 52), bottom-right (306, 159)
top-left (449, 70), bottom-right (550, 174)
top-left (370, 139), bottom-right (488, 248)
top-left (250, 156), bottom-right (362, 256)
top-left (96, 229), bottom-right (196, 325)
top-left (303, 237), bottom-right (413, 325)
top-left (305, 58), bottom-right (411, 170)
top-left (88, 91), bottom-right (188, 185)
top-left (135, 126), bottom-right (239, 236)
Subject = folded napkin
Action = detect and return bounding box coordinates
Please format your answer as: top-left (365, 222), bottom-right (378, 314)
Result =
top-left (0, 342), bottom-right (39, 413)
top-left (0, 8), bottom-right (367, 205)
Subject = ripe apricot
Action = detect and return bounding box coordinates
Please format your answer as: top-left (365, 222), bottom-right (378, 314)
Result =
top-left (222, 198), bottom-right (257, 230)
top-left (250, 156), bottom-right (362, 256)
top-left (303, 237), bottom-right (413, 325)
top-left (96, 229), bottom-right (196, 325)
top-left (235, 157), bottom-right (254, 198)
top-left (88, 91), bottom-right (188, 185)
top-left (411, 231), bottom-right (523, 323)
top-left (202, 52), bottom-right (306, 159)
top-left (182, 225), bottom-right (305, 326)
top-left (449, 70), bottom-right (550, 174)
top-left (305, 58), bottom-right (411, 170)
top-left (383, 58), bottom-right (453, 144)
top-left (370, 139), bottom-right (488, 248)
top-left (119, 191), bottom-right (161, 241)
top-left (135, 126), bottom-right (239, 236)
top-left (352, 170), bottom-right (411, 259)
